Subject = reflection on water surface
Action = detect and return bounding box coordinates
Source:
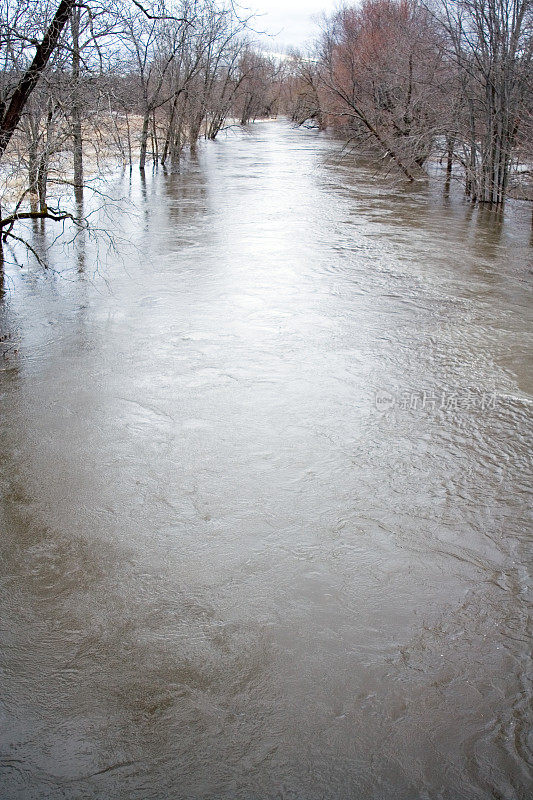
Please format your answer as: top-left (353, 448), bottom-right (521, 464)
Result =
top-left (0, 120), bottom-right (531, 799)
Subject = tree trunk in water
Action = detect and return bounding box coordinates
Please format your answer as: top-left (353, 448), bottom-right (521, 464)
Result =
top-left (28, 138), bottom-right (39, 211)
top-left (444, 136), bottom-right (454, 195)
top-left (171, 127), bottom-right (181, 166)
top-left (151, 112), bottom-right (158, 164)
top-left (71, 7), bottom-right (83, 204)
top-left (189, 114), bottom-right (203, 153)
top-left (38, 154), bottom-right (48, 213)
top-left (466, 99), bottom-right (477, 201)
top-left (161, 120), bottom-right (173, 166)
top-left (125, 112), bottom-right (133, 172)
top-left (162, 92), bottom-right (181, 166)
top-left (139, 111), bottom-right (150, 171)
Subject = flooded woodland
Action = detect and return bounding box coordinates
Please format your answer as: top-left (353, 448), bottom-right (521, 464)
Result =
top-left (1, 0), bottom-right (532, 798)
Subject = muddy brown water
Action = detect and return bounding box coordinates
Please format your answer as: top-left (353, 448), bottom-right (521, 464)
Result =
top-left (0, 120), bottom-right (532, 799)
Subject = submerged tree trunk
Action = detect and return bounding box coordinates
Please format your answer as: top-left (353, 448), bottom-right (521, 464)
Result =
top-left (171, 123), bottom-right (182, 166)
top-left (125, 112), bottom-right (133, 172)
top-left (444, 135), bottom-right (454, 194)
top-left (161, 90), bottom-right (183, 166)
top-left (151, 111), bottom-right (159, 164)
top-left (37, 153), bottom-right (49, 213)
top-left (139, 110), bottom-right (150, 171)
top-left (189, 113), bottom-right (204, 153)
top-left (70, 6), bottom-right (83, 203)
top-left (28, 136), bottom-right (39, 210)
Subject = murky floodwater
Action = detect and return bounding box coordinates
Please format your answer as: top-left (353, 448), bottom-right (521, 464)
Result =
top-left (0, 120), bottom-right (531, 799)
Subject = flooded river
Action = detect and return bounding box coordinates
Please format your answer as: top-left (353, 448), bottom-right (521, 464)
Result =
top-left (0, 120), bottom-right (531, 799)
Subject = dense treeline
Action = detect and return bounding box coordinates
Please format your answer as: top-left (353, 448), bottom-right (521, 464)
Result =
top-left (0, 0), bottom-right (279, 270)
top-left (286, 0), bottom-right (532, 206)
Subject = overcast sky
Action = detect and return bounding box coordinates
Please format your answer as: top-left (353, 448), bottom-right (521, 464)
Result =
top-left (245, 0), bottom-right (340, 52)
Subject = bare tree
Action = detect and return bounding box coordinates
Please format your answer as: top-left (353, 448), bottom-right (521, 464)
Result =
top-left (435, 0), bottom-right (532, 205)
top-left (316, 1), bottom-right (448, 181)
top-left (0, 0), bottom-right (76, 160)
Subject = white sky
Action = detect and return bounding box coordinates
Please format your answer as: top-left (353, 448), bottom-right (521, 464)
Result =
top-left (243, 0), bottom-right (341, 52)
